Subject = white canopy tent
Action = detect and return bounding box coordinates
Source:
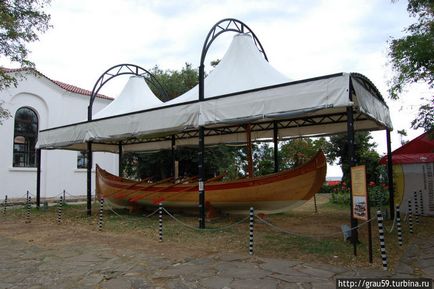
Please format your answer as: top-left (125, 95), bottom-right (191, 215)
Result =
top-left (36, 18), bottom-right (395, 230)
top-left (37, 34), bottom-right (392, 152)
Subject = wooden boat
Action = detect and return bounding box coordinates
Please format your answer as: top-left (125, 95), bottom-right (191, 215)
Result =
top-left (96, 150), bottom-right (327, 214)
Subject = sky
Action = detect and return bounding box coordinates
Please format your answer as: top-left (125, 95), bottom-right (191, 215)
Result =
top-left (3, 0), bottom-right (430, 177)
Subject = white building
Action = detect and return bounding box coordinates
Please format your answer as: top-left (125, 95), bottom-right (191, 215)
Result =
top-left (0, 68), bottom-right (118, 199)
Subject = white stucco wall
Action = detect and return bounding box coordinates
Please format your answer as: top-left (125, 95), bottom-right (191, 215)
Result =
top-left (0, 71), bottom-right (118, 199)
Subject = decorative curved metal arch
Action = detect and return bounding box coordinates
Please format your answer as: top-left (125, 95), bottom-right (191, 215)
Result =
top-left (198, 18), bottom-right (268, 101)
top-left (200, 18), bottom-right (268, 65)
top-left (87, 63), bottom-right (168, 121)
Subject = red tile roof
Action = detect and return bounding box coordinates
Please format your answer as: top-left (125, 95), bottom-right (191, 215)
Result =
top-left (1, 67), bottom-right (113, 100)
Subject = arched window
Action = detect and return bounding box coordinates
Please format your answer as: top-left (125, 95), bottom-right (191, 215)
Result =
top-left (13, 107), bottom-right (38, 167)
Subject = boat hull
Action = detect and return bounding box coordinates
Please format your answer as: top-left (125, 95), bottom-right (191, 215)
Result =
top-left (96, 151), bottom-right (327, 214)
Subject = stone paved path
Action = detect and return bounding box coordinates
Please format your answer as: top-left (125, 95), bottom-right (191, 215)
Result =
top-left (0, 220), bottom-right (432, 289)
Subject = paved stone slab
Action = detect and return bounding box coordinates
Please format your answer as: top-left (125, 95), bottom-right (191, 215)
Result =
top-left (200, 276), bottom-right (233, 289)
top-left (259, 259), bottom-right (302, 275)
top-left (230, 277), bottom-right (280, 289)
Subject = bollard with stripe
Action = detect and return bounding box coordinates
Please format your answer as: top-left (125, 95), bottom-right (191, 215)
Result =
top-left (57, 196), bottom-right (63, 224)
top-left (408, 199), bottom-right (413, 234)
top-left (3, 195), bottom-right (7, 216)
top-left (159, 203), bottom-right (163, 242)
top-left (396, 206), bottom-right (402, 246)
top-left (249, 207), bottom-right (254, 255)
top-left (25, 196), bottom-right (31, 223)
top-left (376, 210), bottom-right (388, 271)
top-left (414, 191), bottom-right (419, 224)
top-left (419, 190), bottom-right (424, 217)
top-left (98, 197), bottom-right (104, 231)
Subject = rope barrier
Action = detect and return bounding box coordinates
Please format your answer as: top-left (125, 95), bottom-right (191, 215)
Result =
top-left (376, 210), bottom-right (388, 271)
top-left (143, 208), bottom-right (160, 218)
top-left (162, 207), bottom-right (249, 232)
top-left (255, 214), bottom-right (377, 239)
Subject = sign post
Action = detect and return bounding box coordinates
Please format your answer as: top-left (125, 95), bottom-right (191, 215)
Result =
top-left (351, 165), bottom-right (373, 263)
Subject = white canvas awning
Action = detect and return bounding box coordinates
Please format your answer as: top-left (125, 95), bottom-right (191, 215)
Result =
top-left (37, 34), bottom-right (392, 152)
top-left (94, 75), bottom-right (164, 119)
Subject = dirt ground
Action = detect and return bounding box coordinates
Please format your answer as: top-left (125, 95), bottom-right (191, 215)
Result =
top-left (2, 194), bottom-right (432, 269)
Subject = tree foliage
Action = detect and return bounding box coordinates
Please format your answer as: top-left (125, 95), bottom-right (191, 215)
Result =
top-left (389, 0), bottom-right (434, 131)
top-left (324, 132), bottom-right (383, 184)
top-left (0, 0), bottom-right (51, 123)
top-left (149, 63), bottom-right (198, 101)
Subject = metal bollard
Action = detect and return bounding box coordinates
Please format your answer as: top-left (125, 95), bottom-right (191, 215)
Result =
top-left (159, 203), bottom-right (163, 242)
top-left (25, 196), bottom-right (31, 223)
top-left (98, 197), bottom-right (104, 231)
top-left (408, 199), bottom-right (413, 234)
top-left (419, 190), bottom-right (424, 217)
top-left (376, 210), bottom-right (388, 271)
top-left (396, 206), bottom-right (402, 246)
top-left (414, 191), bottom-right (419, 224)
top-left (249, 207), bottom-right (254, 255)
top-left (57, 196), bottom-right (63, 224)
top-left (3, 195), bottom-right (7, 216)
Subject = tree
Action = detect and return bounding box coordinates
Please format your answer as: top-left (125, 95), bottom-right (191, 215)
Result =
top-left (324, 132), bottom-right (382, 184)
top-left (149, 63), bottom-right (198, 101)
top-left (279, 137), bottom-right (328, 170)
top-left (388, 0), bottom-right (434, 131)
top-left (0, 0), bottom-right (51, 123)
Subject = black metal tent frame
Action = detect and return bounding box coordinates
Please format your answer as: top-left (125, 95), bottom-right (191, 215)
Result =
top-left (35, 18), bottom-right (395, 244)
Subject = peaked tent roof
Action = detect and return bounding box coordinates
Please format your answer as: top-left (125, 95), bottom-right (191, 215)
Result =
top-left (380, 131), bottom-right (434, 164)
top-left (165, 34), bottom-right (289, 105)
top-left (37, 33), bottom-right (392, 153)
top-left (94, 76), bottom-right (164, 119)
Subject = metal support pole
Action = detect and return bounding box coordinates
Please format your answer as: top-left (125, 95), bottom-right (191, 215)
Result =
top-left (86, 142), bottom-right (93, 216)
top-left (376, 210), bottom-right (388, 271)
top-left (198, 126), bottom-right (205, 229)
top-left (198, 61), bottom-right (205, 229)
top-left (273, 121), bottom-right (279, 173)
top-left (36, 148), bottom-right (41, 208)
top-left (245, 124), bottom-right (253, 178)
top-left (346, 104), bottom-right (358, 255)
top-left (386, 129), bottom-right (395, 220)
top-left (171, 135), bottom-right (176, 178)
top-left (118, 143), bottom-right (123, 177)
top-left (249, 207), bottom-right (254, 255)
